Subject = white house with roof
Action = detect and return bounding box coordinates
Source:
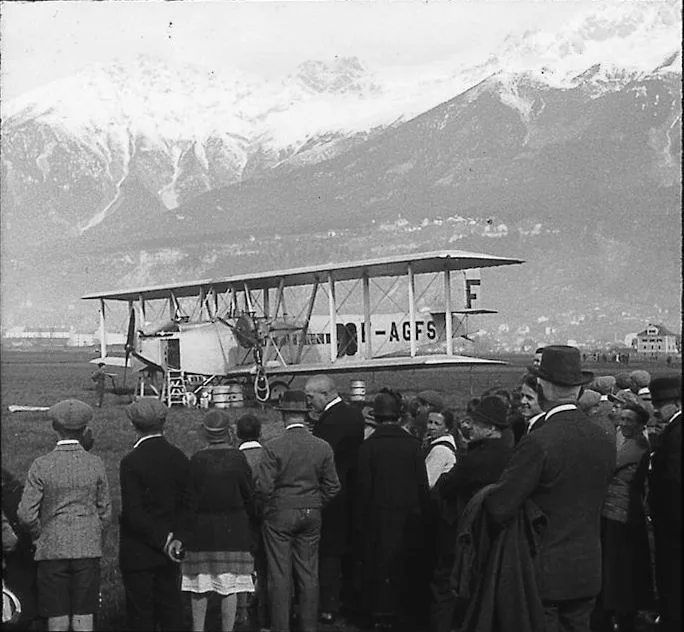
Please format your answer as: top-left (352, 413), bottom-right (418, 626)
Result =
top-left (633, 323), bottom-right (680, 355)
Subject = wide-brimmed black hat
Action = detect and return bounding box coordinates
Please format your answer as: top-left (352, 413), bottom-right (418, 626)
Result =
top-left (470, 396), bottom-right (509, 428)
top-left (649, 376), bottom-right (681, 404)
top-left (530, 345), bottom-right (593, 386)
top-left (373, 390), bottom-right (402, 421)
top-left (275, 390), bottom-right (309, 413)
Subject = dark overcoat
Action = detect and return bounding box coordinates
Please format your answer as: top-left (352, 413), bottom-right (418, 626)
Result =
top-left (185, 446), bottom-right (255, 553)
top-left (313, 399), bottom-right (365, 556)
top-left (648, 410), bottom-right (681, 630)
top-left (436, 437), bottom-right (513, 525)
top-left (484, 406), bottom-right (616, 601)
top-left (355, 423), bottom-right (432, 619)
top-left (119, 436), bottom-right (191, 572)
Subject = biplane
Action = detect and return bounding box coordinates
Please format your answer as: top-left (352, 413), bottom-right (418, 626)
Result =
top-left (82, 249), bottom-right (523, 404)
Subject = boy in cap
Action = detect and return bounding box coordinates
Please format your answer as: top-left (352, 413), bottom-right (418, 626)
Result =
top-left (119, 398), bottom-right (191, 631)
top-left (18, 399), bottom-right (111, 632)
top-left (485, 346), bottom-right (616, 632)
top-left (256, 390), bottom-right (340, 632)
top-left (647, 376), bottom-right (681, 632)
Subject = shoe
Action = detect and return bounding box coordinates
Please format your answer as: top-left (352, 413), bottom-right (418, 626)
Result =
top-left (319, 612), bottom-right (336, 624)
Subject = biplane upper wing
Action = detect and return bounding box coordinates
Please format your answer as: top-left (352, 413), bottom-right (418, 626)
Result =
top-left (81, 249), bottom-right (522, 301)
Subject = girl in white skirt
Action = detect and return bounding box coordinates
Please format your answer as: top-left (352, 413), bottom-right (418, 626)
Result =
top-left (182, 410), bottom-right (255, 632)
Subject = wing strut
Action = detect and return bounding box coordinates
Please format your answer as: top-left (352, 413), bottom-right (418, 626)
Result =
top-left (408, 263), bottom-right (416, 358)
top-left (444, 267), bottom-right (453, 356)
top-left (363, 273), bottom-right (372, 359)
top-left (328, 272), bottom-right (337, 363)
top-left (295, 278), bottom-right (319, 364)
top-left (99, 299), bottom-right (107, 361)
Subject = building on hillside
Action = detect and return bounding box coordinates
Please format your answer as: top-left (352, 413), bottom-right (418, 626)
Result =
top-left (633, 323), bottom-right (680, 355)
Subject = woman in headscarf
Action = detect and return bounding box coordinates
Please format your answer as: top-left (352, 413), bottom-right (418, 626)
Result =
top-left (182, 411), bottom-right (255, 632)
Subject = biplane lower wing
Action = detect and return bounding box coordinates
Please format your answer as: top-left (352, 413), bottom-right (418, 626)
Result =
top-left (224, 354), bottom-right (504, 378)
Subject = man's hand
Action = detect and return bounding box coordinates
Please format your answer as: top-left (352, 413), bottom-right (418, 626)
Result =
top-left (163, 533), bottom-right (185, 563)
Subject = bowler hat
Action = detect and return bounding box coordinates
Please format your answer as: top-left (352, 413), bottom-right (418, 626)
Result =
top-left (275, 390), bottom-right (309, 413)
top-left (202, 410), bottom-right (232, 442)
top-left (649, 376), bottom-right (681, 404)
top-left (48, 399), bottom-right (93, 430)
top-left (470, 396), bottom-right (509, 428)
top-left (416, 390), bottom-right (445, 411)
top-left (126, 398), bottom-right (168, 431)
top-left (530, 346), bottom-right (593, 386)
top-left (374, 389), bottom-right (402, 421)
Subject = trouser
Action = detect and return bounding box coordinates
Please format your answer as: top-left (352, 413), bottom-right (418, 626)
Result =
top-left (262, 507), bottom-right (321, 632)
top-left (254, 532), bottom-right (270, 628)
top-left (654, 538), bottom-right (681, 632)
top-left (96, 383), bottom-right (105, 407)
top-left (543, 596), bottom-right (596, 632)
top-left (122, 565), bottom-right (183, 631)
top-left (429, 551), bottom-right (456, 632)
top-left (319, 554), bottom-right (342, 614)
top-left (429, 519), bottom-right (459, 632)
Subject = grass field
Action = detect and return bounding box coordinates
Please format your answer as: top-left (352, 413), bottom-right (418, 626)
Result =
top-left (1, 349), bottom-right (679, 630)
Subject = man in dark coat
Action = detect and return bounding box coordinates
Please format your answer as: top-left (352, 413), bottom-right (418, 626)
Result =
top-left (430, 396), bottom-right (514, 632)
top-left (485, 346), bottom-right (616, 632)
top-left (305, 375), bottom-right (365, 624)
top-left (119, 399), bottom-right (191, 631)
top-left (356, 388), bottom-right (432, 631)
top-left (648, 376), bottom-right (681, 632)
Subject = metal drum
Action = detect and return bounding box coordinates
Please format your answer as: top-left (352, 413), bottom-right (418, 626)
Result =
top-left (212, 384), bottom-right (244, 408)
top-left (350, 379), bottom-right (366, 402)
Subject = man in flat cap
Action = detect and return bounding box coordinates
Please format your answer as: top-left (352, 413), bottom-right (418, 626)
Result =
top-left (647, 375), bottom-right (681, 632)
top-left (118, 398), bottom-right (191, 631)
top-left (485, 346), bottom-right (616, 632)
top-left (18, 399), bottom-right (111, 632)
top-left (304, 375), bottom-right (364, 624)
top-left (256, 390), bottom-right (340, 632)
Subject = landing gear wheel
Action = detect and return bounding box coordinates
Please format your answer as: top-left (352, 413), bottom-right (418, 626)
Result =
top-left (254, 369), bottom-right (270, 403)
top-left (269, 381), bottom-right (289, 404)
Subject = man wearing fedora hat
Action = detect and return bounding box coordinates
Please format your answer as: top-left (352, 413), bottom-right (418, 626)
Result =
top-left (18, 399), bottom-right (112, 632)
top-left (431, 396), bottom-right (514, 632)
top-left (485, 346), bottom-right (616, 632)
top-left (647, 376), bottom-right (681, 632)
top-left (256, 390), bottom-right (340, 632)
top-left (355, 388), bottom-right (432, 631)
top-left (118, 398), bottom-right (192, 631)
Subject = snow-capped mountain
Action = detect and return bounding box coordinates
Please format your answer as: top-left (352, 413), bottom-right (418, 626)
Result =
top-left (1, 0), bottom-right (681, 334)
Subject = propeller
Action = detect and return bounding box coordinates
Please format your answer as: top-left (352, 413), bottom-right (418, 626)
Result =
top-left (123, 307), bottom-right (137, 389)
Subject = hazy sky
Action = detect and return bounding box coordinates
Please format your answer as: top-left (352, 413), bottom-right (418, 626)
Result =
top-left (1, 0), bottom-right (596, 101)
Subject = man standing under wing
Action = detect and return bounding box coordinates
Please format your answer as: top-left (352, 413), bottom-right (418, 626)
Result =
top-left (305, 374), bottom-right (364, 624)
top-left (485, 346), bottom-right (616, 632)
top-left (256, 390), bottom-right (341, 632)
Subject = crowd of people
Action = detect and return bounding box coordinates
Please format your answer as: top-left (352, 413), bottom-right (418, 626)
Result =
top-left (1, 345), bottom-right (681, 632)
